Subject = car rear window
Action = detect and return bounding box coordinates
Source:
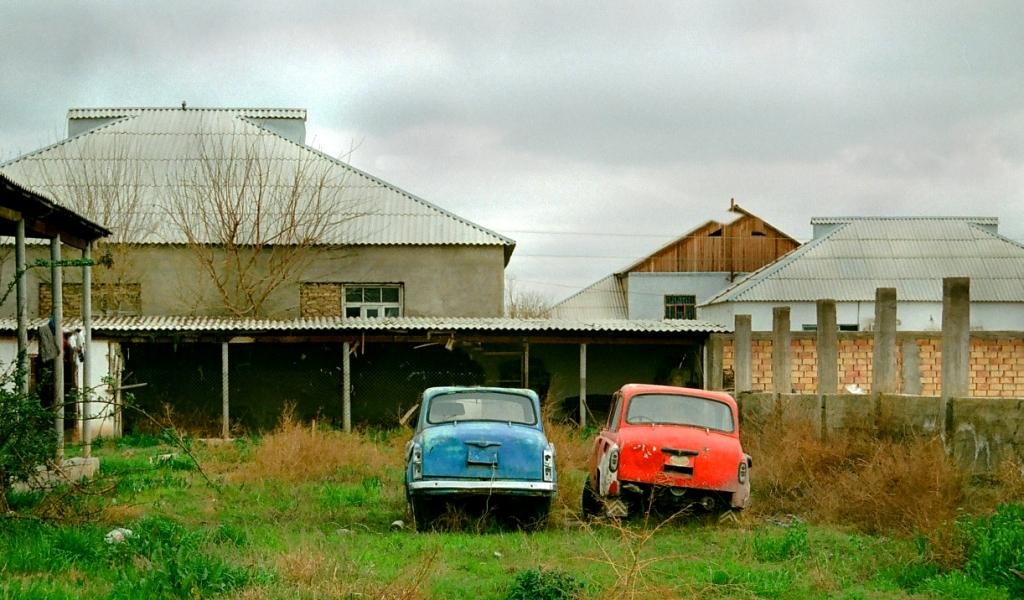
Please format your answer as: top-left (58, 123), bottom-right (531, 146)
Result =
top-left (427, 391), bottom-right (537, 425)
top-left (625, 393), bottom-right (734, 432)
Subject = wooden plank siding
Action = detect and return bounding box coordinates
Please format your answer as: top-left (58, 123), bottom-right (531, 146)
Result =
top-left (629, 213), bottom-right (798, 274)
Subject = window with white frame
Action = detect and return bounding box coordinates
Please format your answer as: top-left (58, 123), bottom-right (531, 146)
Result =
top-left (344, 284), bottom-right (402, 318)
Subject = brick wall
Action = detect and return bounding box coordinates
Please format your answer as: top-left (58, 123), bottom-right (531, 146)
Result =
top-left (721, 333), bottom-right (1024, 397)
top-left (299, 283), bottom-right (342, 317)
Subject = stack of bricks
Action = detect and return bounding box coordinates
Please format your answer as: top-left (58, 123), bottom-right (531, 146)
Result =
top-left (299, 283), bottom-right (342, 317)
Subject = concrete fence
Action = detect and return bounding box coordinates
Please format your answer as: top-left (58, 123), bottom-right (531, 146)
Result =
top-left (737, 391), bottom-right (1024, 474)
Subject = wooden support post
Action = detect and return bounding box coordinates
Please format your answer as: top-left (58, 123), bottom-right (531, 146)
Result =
top-left (523, 342), bottom-right (530, 389)
top-left (221, 342), bottom-right (230, 439)
top-left (342, 341), bottom-right (352, 433)
top-left (15, 219), bottom-right (28, 394)
top-left (82, 242), bottom-right (93, 458)
top-left (734, 315), bottom-right (752, 393)
top-left (579, 343), bottom-right (587, 429)
top-left (51, 236), bottom-right (64, 459)
top-left (772, 307), bottom-right (791, 394)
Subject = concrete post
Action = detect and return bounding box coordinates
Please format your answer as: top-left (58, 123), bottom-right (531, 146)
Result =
top-left (707, 335), bottom-right (724, 390)
top-left (221, 342), bottom-right (230, 439)
top-left (941, 277), bottom-right (970, 400)
top-left (15, 219), bottom-right (28, 394)
top-left (816, 300), bottom-right (838, 394)
top-left (772, 307), bottom-right (791, 394)
top-left (734, 315), bottom-right (752, 393)
top-left (872, 287), bottom-right (898, 394)
top-left (901, 338), bottom-right (922, 395)
top-left (579, 343), bottom-right (587, 429)
top-left (51, 236), bottom-right (64, 459)
top-left (342, 341), bottom-right (352, 433)
top-left (82, 242), bottom-right (93, 458)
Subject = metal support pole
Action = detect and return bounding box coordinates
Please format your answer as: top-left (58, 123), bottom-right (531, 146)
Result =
top-left (82, 242), bottom-right (93, 457)
top-left (579, 343), bottom-right (587, 429)
top-left (15, 219), bottom-right (28, 394)
top-left (342, 341), bottom-right (352, 433)
top-left (51, 236), bottom-right (64, 459)
top-left (221, 342), bottom-right (230, 439)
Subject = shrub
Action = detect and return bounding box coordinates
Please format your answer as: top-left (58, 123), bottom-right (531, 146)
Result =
top-left (505, 568), bottom-right (584, 600)
top-left (0, 369), bottom-right (56, 512)
top-left (960, 503), bottom-right (1024, 595)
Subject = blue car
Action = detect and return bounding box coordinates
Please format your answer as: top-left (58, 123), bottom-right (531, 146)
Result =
top-left (405, 386), bottom-right (557, 530)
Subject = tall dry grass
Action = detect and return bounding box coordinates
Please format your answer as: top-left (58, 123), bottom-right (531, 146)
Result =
top-left (228, 407), bottom-right (406, 485)
top-left (745, 417), bottom-right (964, 534)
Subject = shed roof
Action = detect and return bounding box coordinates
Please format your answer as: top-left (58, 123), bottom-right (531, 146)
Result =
top-left (702, 217), bottom-right (1023, 304)
top-left (547, 275), bottom-right (628, 320)
top-left (0, 173), bottom-right (110, 249)
top-left (0, 315), bottom-right (726, 335)
top-left (1, 107), bottom-right (514, 260)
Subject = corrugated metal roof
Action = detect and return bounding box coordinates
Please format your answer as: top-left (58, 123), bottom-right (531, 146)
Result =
top-left (2, 108), bottom-right (514, 253)
top-left (0, 316), bottom-right (725, 334)
top-left (548, 275), bottom-right (628, 320)
top-left (703, 217), bottom-right (1024, 304)
top-left (68, 107), bottom-right (308, 119)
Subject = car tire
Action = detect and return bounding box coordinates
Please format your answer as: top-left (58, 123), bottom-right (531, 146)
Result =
top-left (581, 477), bottom-right (602, 519)
top-left (410, 496), bottom-right (438, 532)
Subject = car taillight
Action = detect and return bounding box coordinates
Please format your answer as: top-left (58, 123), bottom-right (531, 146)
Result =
top-left (543, 445), bottom-right (555, 482)
top-left (737, 459), bottom-right (748, 484)
top-left (609, 447), bottom-right (619, 472)
top-left (412, 444), bottom-right (423, 480)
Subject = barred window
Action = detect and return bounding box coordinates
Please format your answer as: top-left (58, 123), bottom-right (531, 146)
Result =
top-left (664, 294), bottom-right (696, 320)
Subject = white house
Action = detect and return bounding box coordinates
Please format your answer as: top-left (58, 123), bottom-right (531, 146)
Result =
top-left (700, 216), bottom-right (1024, 332)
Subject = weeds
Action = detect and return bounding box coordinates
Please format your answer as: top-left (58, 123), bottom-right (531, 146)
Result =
top-left (752, 521), bottom-right (809, 562)
top-left (505, 568), bottom-right (584, 600)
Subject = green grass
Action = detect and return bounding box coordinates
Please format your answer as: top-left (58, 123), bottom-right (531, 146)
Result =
top-left (2, 432), bottom-right (1021, 599)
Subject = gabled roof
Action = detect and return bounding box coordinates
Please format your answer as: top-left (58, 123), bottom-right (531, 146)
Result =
top-left (702, 216), bottom-right (1023, 304)
top-left (548, 274), bottom-right (628, 320)
top-left (1, 107), bottom-right (515, 260)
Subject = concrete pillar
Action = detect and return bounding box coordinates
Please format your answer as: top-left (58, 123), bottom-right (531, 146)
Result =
top-left (81, 242), bottom-right (93, 458)
top-left (15, 219), bottom-right (28, 394)
top-left (579, 343), bottom-right (587, 429)
top-left (941, 277), bottom-right (970, 400)
top-left (816, 299), bottom-right (838, 394)
top-left (901, 338), bottom-right (922, 395)
top-left (51, 236), bottom-right (64, 459)
top-left (734, 315), bottom-right (752, 393)
top-left (772, 307), bottom-right (791, 394)
top-left (221, 342), bottom-right (230, 439)
top-left (707, 335), bottom-right (724, 390)
top-left (872, 287), bottom-right (898, 394)
top-left (342, 341), bottom-right (352, 433)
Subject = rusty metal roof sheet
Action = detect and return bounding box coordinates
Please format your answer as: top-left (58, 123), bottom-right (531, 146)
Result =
top-left (703, 217), bottom-right (1024, 304)
top-left (1, 108), bottom-right (514, 255)
top-left (0, 316), bottom-right (725, 334)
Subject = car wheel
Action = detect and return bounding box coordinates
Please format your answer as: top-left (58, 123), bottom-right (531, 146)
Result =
top-left (581, 477), bottom-right (602, 519)
top-left (410, 496), bottom-right (438, 532)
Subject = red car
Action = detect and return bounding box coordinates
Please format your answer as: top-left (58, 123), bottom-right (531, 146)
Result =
top-left (582, 384), bottom-right (751, 518)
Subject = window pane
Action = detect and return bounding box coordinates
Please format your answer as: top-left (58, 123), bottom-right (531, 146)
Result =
top-left (345, 287), bottom-right (363, 302)
top-left (384, 306), bottom-right (400, 317)
top-left (382, 287), bottom-right (399, 303)
top-left (365, 307), bottom-right (380, 318)
top-left (365, 287), bottom-right (381, 302)
top-left (626, 393), bottom-right (734, 432)
top-left (427, 391), bottom-right (537, 425)
top-left (345, 307), bottom-right (360, 318)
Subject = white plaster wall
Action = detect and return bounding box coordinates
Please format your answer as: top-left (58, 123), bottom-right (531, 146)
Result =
top-left (700, 301), bottom-right (1024, 332)
top-left (627, 272), bottom-right (736, 320)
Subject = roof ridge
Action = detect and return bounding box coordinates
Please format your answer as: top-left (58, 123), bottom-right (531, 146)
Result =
top-left (0, 113), bottom-right (139, 170)
top-left (551, 273), bottom-right (623, 308)
top-left (811, 216), bottom-right (999, 224)
top-left (69, 107), bottom-right (307, 117)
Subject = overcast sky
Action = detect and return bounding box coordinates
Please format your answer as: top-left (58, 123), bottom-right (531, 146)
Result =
top-left (2, 1), bottom-right (1022, 303)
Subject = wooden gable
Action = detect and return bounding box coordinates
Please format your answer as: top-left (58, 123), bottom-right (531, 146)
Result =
top-left (627, 207), bottom-right (798, 274)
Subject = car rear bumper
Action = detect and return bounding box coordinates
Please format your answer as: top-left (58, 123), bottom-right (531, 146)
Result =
top-left (408, 479), bottom-right (556, 495)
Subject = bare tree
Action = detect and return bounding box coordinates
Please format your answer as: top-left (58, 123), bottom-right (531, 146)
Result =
top-left (505, 276), bottom-right (551, 318)
top-left (165, 131), bottom-right (360, 317)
